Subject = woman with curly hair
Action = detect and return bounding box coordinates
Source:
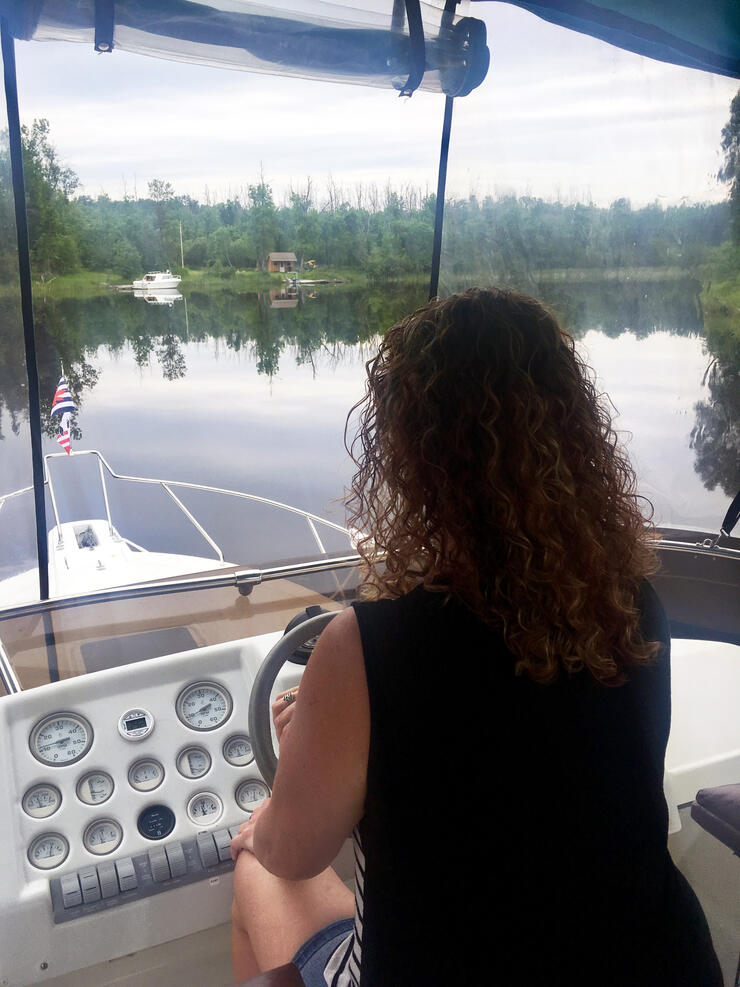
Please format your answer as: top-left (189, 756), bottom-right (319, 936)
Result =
top-left (230, 287), bottom-right (721, 986)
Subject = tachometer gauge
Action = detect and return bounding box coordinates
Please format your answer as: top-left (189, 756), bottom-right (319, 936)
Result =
top-left (186, 792), bottom-right (223, 825)
top-left (223, 734), bottom-right (254, 767)
top-left (176, 682), bottom-right (232, 731)
top-left (128, 758), bottom-right (164, 792)
top-left (22, 783), bottom-right (62, 819)
top-left (83, 818), bottom-right (123, 855)
top-left (176, 746), bottom-right (211, 779)
top-left (30, 712), bottom-right (93, 766)
top-left (28, 833), bottom-right (69, 870)
top-left (76, 770), bottom-right (114, 805)
top-left (235, 779), bottom-right (270, 813)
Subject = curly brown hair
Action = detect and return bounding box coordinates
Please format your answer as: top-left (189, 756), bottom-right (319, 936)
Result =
top-left (345, 287), bottom-right (661, 685)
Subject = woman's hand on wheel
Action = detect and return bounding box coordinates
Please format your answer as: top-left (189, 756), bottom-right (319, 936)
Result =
top-left (230, 800), bottom-right (270, 859)
top-left (272, 687), bottom-right (299, 745)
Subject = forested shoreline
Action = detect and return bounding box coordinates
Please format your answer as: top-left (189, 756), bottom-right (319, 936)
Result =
top-left (0, 119), bottom-right (735, 286)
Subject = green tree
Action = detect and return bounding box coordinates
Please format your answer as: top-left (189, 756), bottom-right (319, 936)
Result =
top-left (247, 177), bottom-right (278, 271)
top-left (21, 119), bottom-right (81, 276)
top-left (718, 88), bottom-right (740, 244)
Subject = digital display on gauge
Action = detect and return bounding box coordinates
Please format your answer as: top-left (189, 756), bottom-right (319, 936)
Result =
top-left (118, 707), bottom-right (154, 741)
top-left (137, 804), bottom-right (176, 841)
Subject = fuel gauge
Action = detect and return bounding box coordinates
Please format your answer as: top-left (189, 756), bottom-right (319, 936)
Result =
top-left (223, 734), bottom-right (254, 767)
top-left (28, 833), bottom-right (69, 870)
top-left (235, 779), bottom-right (270, 813)
top-left (128, 758), bottom-right (164, 792)
top-left (186, 792), bottom-right (223, 825)
top-left (22, 784), bottom-right (62, 819)
top-left (83, 818), bottom-right (123, 855)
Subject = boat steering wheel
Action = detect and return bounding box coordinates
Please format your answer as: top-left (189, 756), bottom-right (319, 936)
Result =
top-left (248, 611), bottom-right (338, 787)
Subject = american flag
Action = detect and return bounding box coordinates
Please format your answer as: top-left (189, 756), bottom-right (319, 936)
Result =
top-left (50, 376), bottom-right (75, 455)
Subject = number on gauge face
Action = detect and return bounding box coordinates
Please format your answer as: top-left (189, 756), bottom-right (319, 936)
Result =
top-left (176, 746), bottom-right (211, 779)
top-left (128, 758), bottom-right (164, 792)
top-left (176, 682), bottom-right (233, 731)
top-left (77, 771), bottom-right (114, 805)
top-left (28, 833), bottom-right (69, 870)
top-left (84, 818), bottom-right (123, 855)
top-left (186, 791), bottom-right (223, 824)
top-left (235, 779), bottom-right (270, 813)
top-left (22, 783), bottom-right (62, 819)
top-left (30, 713), bottom-right (93, 766)
top-left (223, 734), bottom-right (254, 766)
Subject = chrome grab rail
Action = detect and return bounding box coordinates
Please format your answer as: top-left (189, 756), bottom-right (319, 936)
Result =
top-left (0, 450), bottom-right (353, 564)
top-left (0, 553), bottom-right (364, 623)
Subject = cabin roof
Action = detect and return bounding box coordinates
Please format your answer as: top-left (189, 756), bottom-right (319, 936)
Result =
top-left (268, 252), bottom-right (298, 262)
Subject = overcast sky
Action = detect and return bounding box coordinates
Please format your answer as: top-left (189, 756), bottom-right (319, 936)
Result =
top-left (12, 3), bottom-right (738, 208)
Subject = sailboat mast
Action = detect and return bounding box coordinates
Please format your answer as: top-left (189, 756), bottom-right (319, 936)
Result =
top-left (179, 220), bottom-right (184, 267)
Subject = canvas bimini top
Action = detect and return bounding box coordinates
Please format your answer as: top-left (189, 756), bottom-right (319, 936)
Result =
top-left (0, 0), bottom-right (736, 95)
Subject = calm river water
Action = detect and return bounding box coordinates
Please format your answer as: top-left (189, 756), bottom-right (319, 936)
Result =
top-left (0, 278), bottom-right (736, 583)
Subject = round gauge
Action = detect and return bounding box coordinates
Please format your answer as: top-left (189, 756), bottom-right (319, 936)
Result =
top-left (22, 783), bottom-right (62, 819)
top-left (27, 832), bottom-right (69, 870)
top-left (176, 746), bottom-right (211, 779)
top-left (235, 779), bottom-right (270, 813)
top-left (83, 818), bottom-right (122, 855)
top-left (176, 682), bottom-right (233, 731)
top-left (137, 804), bottom-right (176, 841)
top-left (29, 712), bottom-right (93, 767)
top-left (118, 708), bottom-right (154, 742)
top-left (128, 758), bottom-right (164, 792)
top-left (187, 791), bottom-right (223, 825)
top-left (76, 771), bottom-right (114, 805)
top-left (223, 734), bottom-right (254, 767)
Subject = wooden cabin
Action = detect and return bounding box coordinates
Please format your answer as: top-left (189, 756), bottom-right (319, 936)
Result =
top-left (266, 252), bottom-right (298, 273)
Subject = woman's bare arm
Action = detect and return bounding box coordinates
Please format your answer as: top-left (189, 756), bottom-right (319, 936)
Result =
top-left (231, 607), bottom-right (369, 880)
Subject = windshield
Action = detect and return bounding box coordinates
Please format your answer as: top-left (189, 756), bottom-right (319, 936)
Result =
top-left (0, 4), bottom-right (737, 687)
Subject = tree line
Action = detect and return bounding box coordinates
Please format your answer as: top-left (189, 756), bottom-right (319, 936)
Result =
top-left (0, 119), bottom-right (734, 285)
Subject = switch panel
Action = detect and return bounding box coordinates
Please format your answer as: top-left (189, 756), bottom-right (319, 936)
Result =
top-left (49, 828), bottom-right (236, 923)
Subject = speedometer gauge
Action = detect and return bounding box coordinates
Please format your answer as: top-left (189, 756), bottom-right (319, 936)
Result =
top-left (28, 833), bottom-right (69, 870)
top-left (83, 818), bottom-right (122, 855)
top-left (30, 712), bottom-right (92, 766)
top-left (176, 682), bottom-right (232, 731)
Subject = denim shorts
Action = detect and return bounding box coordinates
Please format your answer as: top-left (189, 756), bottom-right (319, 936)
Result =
top-left (291, 917), bottom-right (355, 986)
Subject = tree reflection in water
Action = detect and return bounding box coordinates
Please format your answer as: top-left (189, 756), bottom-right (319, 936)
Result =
top-left (690, 314), bottom-right (740, 500)
top-left (0, 279), bottom-right (737, 501)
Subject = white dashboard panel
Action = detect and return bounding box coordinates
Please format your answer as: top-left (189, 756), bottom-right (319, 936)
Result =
top-left (0, 629), bottom-right (303, 987)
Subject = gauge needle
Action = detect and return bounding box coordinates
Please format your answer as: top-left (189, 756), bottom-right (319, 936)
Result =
top-left (196, 702), bottom-right (212, 714)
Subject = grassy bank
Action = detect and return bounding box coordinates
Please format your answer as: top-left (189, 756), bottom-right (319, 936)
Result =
top-left (20, 266), bottom-right (368, 298)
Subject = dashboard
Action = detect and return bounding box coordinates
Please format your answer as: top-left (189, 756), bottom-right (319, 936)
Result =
top-left (0, 626), bottom-right (301, 986)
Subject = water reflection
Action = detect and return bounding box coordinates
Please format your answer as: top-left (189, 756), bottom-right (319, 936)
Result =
top-left (690, 315), bottom-right (740, 498)
top-left (0, 279), bottom-right (737, 512)
top-left (133, 289), bottom-right (183, 306)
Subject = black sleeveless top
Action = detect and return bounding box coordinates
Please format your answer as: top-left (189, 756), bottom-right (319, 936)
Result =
top-left (352, 582), bottom-right (721, 986)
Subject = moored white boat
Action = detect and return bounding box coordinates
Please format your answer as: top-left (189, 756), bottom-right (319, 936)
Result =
top-left (132, 271), bottom-right (181, 290)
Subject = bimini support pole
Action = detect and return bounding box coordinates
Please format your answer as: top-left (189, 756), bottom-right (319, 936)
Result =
top-left (429, 94), bottom-right (454, 300)
top-left (1, 21), bottom-right (50, 600)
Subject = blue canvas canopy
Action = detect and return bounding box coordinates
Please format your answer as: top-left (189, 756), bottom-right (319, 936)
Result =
top-left (489, 0), bottom-right (739, 79)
